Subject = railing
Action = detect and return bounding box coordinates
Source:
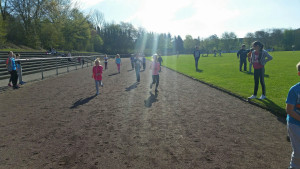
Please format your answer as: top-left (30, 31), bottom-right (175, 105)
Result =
top-left (0, 55), bottom-right (103, 80)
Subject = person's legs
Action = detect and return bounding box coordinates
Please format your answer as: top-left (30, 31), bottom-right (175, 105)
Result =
top-left (117, 64), bottom-right (120, 73)
top-left (12, 70), bottom-right (18, 88)
top-left (18, 67), bottom-right (23, 84)
top-left (195, 57), bottom-right (199, 70)
top-left (287, 123), bottom-right (300, 169)
top-left (150, 75), bottom-right (155, 89)
top-left (8, 71), bottom-right (12, 86)
top-left (135, 69), bottom-right (140, 82)
top-left (239, 59), bottom-right (243, 71)
top-left (253, 69), bottom-right (260, 96)
top-left (259, 68), bottom-right (266, 95)
top-left (155, 75), bottom-right (159, 90)
top-left (105, 62), bottom-right (107, 69)
top-left (243, 58), bottom-right (247, 71)
top-left (249, 62), bottom-right (252, 73)
top-left (95, 80), bottom-right (99, 95)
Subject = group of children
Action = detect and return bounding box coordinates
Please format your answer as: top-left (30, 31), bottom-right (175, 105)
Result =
top-left (6, 51), bottom-right (25, 89)
top-left (92, 53), bottom-right (162, 95)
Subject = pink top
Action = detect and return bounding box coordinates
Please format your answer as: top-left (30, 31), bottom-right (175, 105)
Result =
top-left (93, 65), bottom-right (103, 80)
top-left (151, 62), bottom-right (160, 75)
top-left (253, 52), bottom-right (264, 69)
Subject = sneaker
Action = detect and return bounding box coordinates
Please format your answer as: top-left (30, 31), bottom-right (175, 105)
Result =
top-left (248, 95), bottom-right (256, 99)
top-left (8, 83), bottom-right (12, 87)
top-left (259, 95), bottom-right (266, 100)
top-left (101, 82), bottom-right (103, 87)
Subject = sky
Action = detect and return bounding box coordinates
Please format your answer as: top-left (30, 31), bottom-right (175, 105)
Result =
top-left (72, 0), bottom-right (300, 39)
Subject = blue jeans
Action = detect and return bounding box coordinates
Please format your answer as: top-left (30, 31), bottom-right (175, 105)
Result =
top-left (287, 122), bottom-right (300, 169)
top-left (95, 80), bottom-right (102, 94)
top-left (135, 68), bottom-right (140, 82)
top-left (194, 57), bottom-right (200, 69)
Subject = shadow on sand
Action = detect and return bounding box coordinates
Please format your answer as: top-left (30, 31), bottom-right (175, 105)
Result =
top-left (125, 82), bottom-right (139, 91)
top-left (259, 98), bottom-right (286, 124)
top-left (70, 95), bottom-right (96, 109)
top-left (108, 72), bottom-right (119, 76)
top-left (144, 91), bottom-right (158, 108)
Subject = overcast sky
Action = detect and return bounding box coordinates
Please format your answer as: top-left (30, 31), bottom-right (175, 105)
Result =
top-left (72, 0), bottom-right (300, 38)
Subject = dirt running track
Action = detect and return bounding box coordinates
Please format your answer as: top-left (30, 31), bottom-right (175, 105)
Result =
top-left (0, 58), bottom-right (291, 169)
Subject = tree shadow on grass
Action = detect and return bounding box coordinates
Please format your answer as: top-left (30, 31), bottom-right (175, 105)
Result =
top-left (125, 82), bottom-right (139, 91)
top-left (70, 95), bottom-right (96, 109)
top-left (144, 91), bottom-right (158, 108)
top-left (259, 98), bottom-right (286, 124)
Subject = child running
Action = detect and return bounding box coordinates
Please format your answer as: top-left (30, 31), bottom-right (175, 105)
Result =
top-left (104, 54), bottom-right (108, 70)
top-left (92, 58), bottom-right (103, 95)
top-left (150, 54), bottom-right (161, 92)
top-left (115, 54), bottom-right (121, 73)
top-left (285, 61), bottom-right (300, 169)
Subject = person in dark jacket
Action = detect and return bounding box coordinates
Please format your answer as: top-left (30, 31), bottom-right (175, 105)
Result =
top-left (237, 44), bottom-right (250, 71)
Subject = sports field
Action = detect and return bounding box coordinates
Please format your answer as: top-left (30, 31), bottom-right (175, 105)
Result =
top-left (0, 58), bottom-right (291, 168)
top-left (158, 51), bottom-right (300, 115)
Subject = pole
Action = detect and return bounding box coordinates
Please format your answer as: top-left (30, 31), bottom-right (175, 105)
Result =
top-left (41, 60), bottom-right (44, 80)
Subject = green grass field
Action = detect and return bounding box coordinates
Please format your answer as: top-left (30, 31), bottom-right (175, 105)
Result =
top-left (155, 51), bottom-right (300, 115)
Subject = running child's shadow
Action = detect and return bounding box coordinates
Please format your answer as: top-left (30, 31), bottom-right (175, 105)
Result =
top-left (108, 73), bottom-right (119, 76)
top-left (125, 82), bottom-right (139, 91)
top-left (144, 91), bottom-right (158, 108)
top-left (70, 95), bottom-right (96, 109)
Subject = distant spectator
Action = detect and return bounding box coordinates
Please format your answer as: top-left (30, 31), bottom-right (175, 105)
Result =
top-left (214, 50), bottom-right (217, 57)
top-left (285, 61), bottom-right (300, 169)
top-left (237, 44), bottom-right (250, 71)
top-left (193, 46), bottom-right (201, 70)
top-left (115, 54), bottom-right (121, 73)
top-left (6, 52), bottom-right (12, 87)
top-left (248, 41), bottom-right (273, 100)
top-left (15, 54), bottom-right (25, 85)
top-left (6, 51), bottom-right (19, 89)
top-left (247, 48), bottom-right (254, 73)
top-left (219, 49), bottom-right (222, 56)
top-left (67, 52), bottom-right (72, 62)
top-left (104, 54), bottom-right (108, 70)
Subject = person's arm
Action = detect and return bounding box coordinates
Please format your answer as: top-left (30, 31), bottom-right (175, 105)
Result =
top-left (237, 50), bottom-right (240, 58)
top-left (286, 104), bottom-right (300, 122)
top-left (264, 51), bottom-right (273, 62)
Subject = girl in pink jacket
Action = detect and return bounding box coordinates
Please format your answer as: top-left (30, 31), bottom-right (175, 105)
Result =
top-left (92, 58), bottom-right (103, 95)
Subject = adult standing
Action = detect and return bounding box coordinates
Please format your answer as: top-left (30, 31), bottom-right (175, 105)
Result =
top-left (193, 46), bottom-right (201, 70)
top-left (237, 44), bottom-right (250, 71)
top-left (248, 41), bottom-right (273, 100)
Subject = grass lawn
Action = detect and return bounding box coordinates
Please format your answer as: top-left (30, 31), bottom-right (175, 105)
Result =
top-left (152, 51), bottom-right (300, 115)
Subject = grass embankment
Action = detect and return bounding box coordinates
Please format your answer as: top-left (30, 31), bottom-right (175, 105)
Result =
top-left (152, 51), bottom-right (299, 115)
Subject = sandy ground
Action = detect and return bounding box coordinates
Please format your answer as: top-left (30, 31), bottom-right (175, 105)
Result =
top-left (0, 58), bottom-right (292, 169)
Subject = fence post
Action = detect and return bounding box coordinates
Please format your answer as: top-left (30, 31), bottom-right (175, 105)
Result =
top-left (67, 58), bottom-right (69, 72)
top-left (56, 58), bottom-right (58, 75)
top-left (41, 60), bottom-right (44, 80)
top-left (75, 57), bottom-right (77, 70)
